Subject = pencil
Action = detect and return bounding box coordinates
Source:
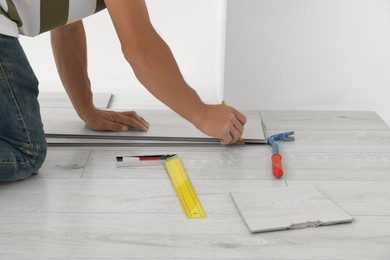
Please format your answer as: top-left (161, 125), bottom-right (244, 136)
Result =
top-left (221, 100), bottom-right (244, 142)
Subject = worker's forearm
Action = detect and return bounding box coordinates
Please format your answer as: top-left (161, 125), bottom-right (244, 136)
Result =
top-left (50, 21), bottom-right (94, 120)
top-left (128, 35), bottom-right (206, 125)
top-left (105, 0), bottom-right (206, 126)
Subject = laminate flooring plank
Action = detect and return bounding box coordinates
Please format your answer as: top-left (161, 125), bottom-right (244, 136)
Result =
top-left (0, 178), bottom-right (285, 214)
top-left (80, 148), bottom-right (390, 181)
top-left (286, 181), bottom-right (390, 216)
top-left (0, 213), bottom-right (388, 259)
top-left (265, 130), bottom-right (390, 153)
top-left (81, 147), bottom-right (279, 180)
top-left (41, 108), bottom-right (266, 143)
top-left (46, 128), bottom-right (390, 152)
top-left (39, 92), bottom-right (112, 109)
top-left (37, 150), bottom-right (91, 178)
top-left (278, 152), bottom-right (390, 181)
top-left (3, 109), bottom-right (389, 260)
top-left (40, 148), bottom-right (390, 181)
top-left (260, 110), bottom-right (389, 131)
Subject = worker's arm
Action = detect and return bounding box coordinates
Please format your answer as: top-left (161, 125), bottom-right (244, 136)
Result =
top-left (104, 0), bottom-right (246, 144)
top-left (50, 21), bottom-right (149, 132)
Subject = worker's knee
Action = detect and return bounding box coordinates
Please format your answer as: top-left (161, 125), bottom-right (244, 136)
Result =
top-left (26, 141), bottom-right (47, 173)
top-left (0, 141), bottom-right (47, 182)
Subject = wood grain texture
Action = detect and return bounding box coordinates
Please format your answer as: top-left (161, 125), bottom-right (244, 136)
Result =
top-left (261, 110), bottom-right (389, 131)
top-left (38, 92), bottom-right (112, 109)
top-left (231, 186), bottom-right (353, 233)
top-left (286, 181), bottom-right (390, 216)
top-left (266, 130), bottom-right (390, 153)
top-left (1, 110), bottom-right (390, 259)
top-left (80, 146), bottom-right (276, 180)
top-left (79, 148), bottom-right (390, 181)
top-left (0, 178), bottom-right (285, 214)
top-left (2, 178), bottom-right (388, 217)
top-left (41, 108), bottom-right (266, 143)
top-left (37, 150), bottom-right (91, 178)
top-left (0, 213), bottom-right (388, 259)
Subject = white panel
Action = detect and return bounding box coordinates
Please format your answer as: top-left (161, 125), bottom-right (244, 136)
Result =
top-left (231, 186), bottom-right (353, 233)
top-left (225, 0), bottom-right (389, 111)
top-left (38, 92), bottom-right (112, 108)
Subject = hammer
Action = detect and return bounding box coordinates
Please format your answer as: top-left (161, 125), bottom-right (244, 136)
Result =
top-left (267, 131), bottom-right (295, 178)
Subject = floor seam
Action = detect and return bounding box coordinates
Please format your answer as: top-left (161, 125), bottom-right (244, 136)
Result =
top-left (80, 150), bottom-right (92, 178)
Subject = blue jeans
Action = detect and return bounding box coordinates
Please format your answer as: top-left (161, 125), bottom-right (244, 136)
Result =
top-left (0, 34), bottom-right (47, 182)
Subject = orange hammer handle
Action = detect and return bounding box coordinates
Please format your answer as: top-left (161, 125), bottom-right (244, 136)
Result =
top-left (271, 154), bottom-right (283, 179)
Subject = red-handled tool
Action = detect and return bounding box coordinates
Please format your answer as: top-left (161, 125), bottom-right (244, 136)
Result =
top-left (267, 132), bottom-right (295, 179)
top-left (271, 153), bottom-right (283, 178)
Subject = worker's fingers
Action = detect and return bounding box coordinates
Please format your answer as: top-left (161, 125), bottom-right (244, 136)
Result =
top-left (83, 112), bottom-right (126, 132)
top-left (234, 110), bottom-right (247, 125)
top-left (83, 109), bottom-right (150, 132)
top-left (113, 112), bottom-right (149, 132)
top-left (191, 104), bottom-right (247, 145)
top-left (222, 125), bottom-right (241, 145)
top-left (230, 125), bottom-right (242, 144)
top-left (220, 127), bottom-right (233, 145)
top-left (103, 121), bottom-right (129, 132)
top-left (120, 111), bottom-right (149, 128)
top-left (232, 117), bottom-right (244, 136)
top-left (219, 124), bottom-right (242, 144)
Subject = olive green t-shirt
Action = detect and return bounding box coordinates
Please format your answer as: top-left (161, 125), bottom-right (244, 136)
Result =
top-left (0, 0), bottom-right (106, 37)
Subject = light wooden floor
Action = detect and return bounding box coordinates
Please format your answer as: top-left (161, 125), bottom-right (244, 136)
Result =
top-left (1, 110), bottom-right (390, 259)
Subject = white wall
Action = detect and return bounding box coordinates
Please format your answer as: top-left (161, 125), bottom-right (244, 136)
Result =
top-left (19, 0), bottom-right (390, 126)
top-left (20, 0), bottom-right (226, 109)
top-left (225, 0), bottom-right (390, 115)
top-left (376, 3), bottom-right (390, 126)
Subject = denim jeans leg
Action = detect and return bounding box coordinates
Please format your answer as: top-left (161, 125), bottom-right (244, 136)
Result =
top-left (0, 34), bottom-right (47, 182)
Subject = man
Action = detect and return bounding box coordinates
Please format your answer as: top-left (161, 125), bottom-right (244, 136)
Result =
top-left (0, 0), bottom-right (247, 182)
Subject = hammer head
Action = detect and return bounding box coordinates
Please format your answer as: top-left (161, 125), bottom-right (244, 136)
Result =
top-left (268, 131), bottom-right (295, 142)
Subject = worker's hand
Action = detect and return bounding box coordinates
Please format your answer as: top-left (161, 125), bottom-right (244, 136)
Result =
top-left (194, 104), bottom-right (247, 145)
top-left (83, 108), bottom-right (149, 132)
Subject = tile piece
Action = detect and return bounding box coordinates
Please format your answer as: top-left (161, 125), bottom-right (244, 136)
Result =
top-left (39, 92), bottom-right (112, 109)
top-left (231, 185), bottom-right (353, 233)
top-left (42, 108), bottom-right (266, 143)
